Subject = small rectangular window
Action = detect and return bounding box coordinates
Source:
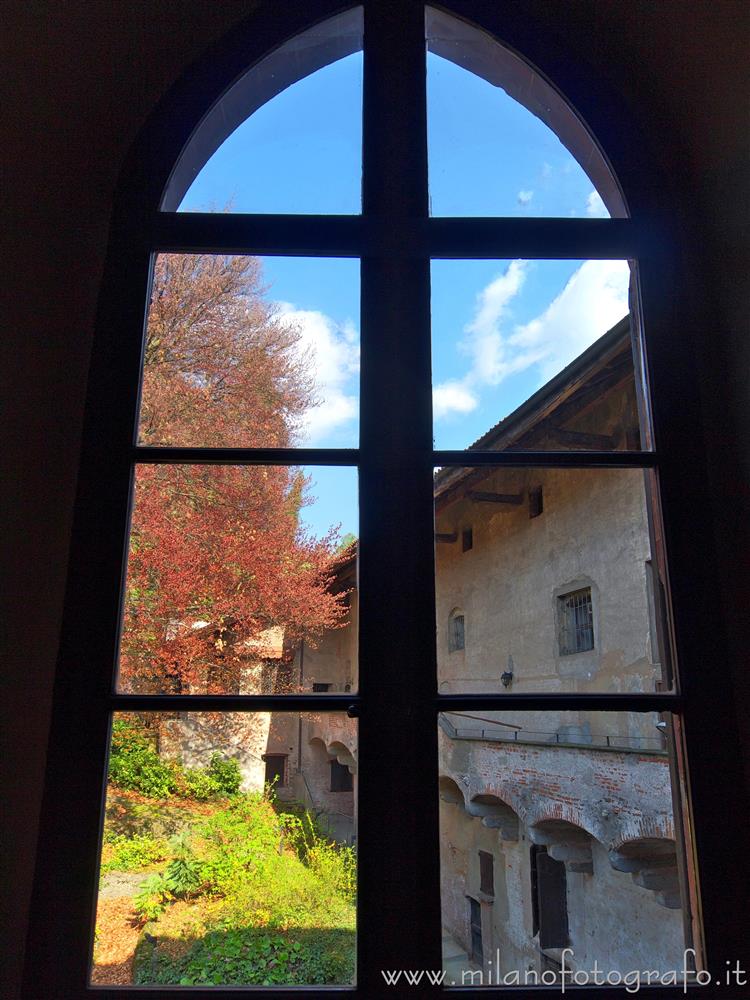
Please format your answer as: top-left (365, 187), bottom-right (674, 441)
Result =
top-left (529, 485), bottom-right (543, 518)
top-left (312, 682), bottom-right (331, 692)
top-left (448, 613), bottom-right (465, 652)
top-left (264, 753), bottom-right (287, 787)
top-left (479, 850), bottom-right (494, 896)
top-left (558, 587), bottom-right (594, 655)
top-left (462, 527), bottom-right (473, 551)
top-left (331, 759), bottom-right (353, 792)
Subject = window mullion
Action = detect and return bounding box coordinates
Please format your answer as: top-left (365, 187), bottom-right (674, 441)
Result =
top-left (358, 0), bottom-right (443, 989)
top-left (636, 248), bottom-right (750, 970)
top-left (149, 211), bottom-right (365, 257)
top-left (427, 216), bottom-right (645, 260)
top-left (22, 247), bottom-right (153, 998)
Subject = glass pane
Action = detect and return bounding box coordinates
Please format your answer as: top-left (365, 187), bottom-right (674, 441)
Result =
top-left (91, 711), bottom-right (357, 986)
top-left (435, 468), bottom-right (674, 694)
top-left (163, 8), bottom-right (363, 214)
top-left (116, 465), bottom-right (358, 695)
top-left (426, 7), bottom-right (626, 219)
top-left (137, 254), bottom-right (360, 449)
top-left (439, 711), bottom-right (696, 986)
top-left (432, 259), bottom-right (648, 451)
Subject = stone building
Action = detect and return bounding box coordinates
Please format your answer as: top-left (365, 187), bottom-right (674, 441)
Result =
top-left (429, 318), bottom-right (685, 978)
top-left (298, 316), bottom-right (683, 979)
top-left (164, 316), bottom-right (686, 978)
top-left (10, 7), bottom-right (750, 998)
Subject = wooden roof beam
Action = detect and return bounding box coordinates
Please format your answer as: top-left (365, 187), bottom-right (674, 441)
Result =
top-left (468, 491), bottom-right (524, 505)
top-left (435, 532), bottom-right (458, 543)
top-left (549, 428), bottom-right (617, 449)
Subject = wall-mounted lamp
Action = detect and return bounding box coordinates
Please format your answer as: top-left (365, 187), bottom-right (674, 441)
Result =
top-left (501, 671), bottom-right (514, 688)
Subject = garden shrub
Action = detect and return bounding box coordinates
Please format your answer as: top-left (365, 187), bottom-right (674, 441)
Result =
top-left (207, 752), bottom-right (242, 795)
top-left (106, 780), bottom-right (357, 986)
top-left (134, 873), bottom-right (172, 922)
top-left (180, 768), bottom-right (222, 801)
top-left (306, 841), bottom-right (356, 903)
top-left (108, 718), bottom-right (242, 802)
top-left (194, 794), bottom-right (282, 895)
top-left (163, 831), bottom-right (203, 896)
top-left (100, 833), bottom-right (168, 874)
top-left (108, 720), bottom-right (178, 798)
top-left (164, 856), bottom-right (203, 896)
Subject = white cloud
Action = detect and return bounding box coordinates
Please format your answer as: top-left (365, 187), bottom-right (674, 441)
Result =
top-left (508, 259), bottom-right (630, 382)
top-left (517, 189), bottom-right (534, 207)
top-left (433, 259), bottom-right (630, 423)
top-left (433, 380), bottom-right (478, 419)
top-left (586, 190), bottom-right (609, 218)
top-left (461, 259), bottom-right (528, 385)
top-left (276, 304), bottom-right (359, 444)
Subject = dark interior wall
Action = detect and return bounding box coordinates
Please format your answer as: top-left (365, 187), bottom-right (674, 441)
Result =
top-left (3, 1), bottom-right (747, 996)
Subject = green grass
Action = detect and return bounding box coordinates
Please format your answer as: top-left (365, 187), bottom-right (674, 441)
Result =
top-left (101, 783), bottom-right (356, 985)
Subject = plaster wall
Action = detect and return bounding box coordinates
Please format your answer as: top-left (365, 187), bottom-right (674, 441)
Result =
top-left (439, 729), bottom-right (674, 851)
top-left (440, 800), bottom-right (683, 978)
top-left (299, 733), bottom-right (356, 842)
top-left (435, 466), bottom-right (663, 747)
top-left (161, 711), bottom-right (298, 796)
top-left (435, 467), bottom-right (658, 698)
top-left (292, 592), bottom-right (358, 692)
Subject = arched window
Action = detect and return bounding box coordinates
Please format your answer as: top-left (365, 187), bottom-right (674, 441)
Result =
top-left (448, 608), bottom-right (466, 652)
top-left (26, 4), bottom-right (745, 997)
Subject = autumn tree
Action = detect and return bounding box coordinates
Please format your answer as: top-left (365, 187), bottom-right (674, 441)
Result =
top-left (119, 253), bottom-right (346, 694)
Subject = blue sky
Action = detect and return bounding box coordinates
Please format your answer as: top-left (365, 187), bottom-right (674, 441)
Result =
top-left (178, 51), bottom-right (629, 539)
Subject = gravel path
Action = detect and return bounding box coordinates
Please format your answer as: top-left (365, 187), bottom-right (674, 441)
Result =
top-left (98, 871), bottom-right (147, 900)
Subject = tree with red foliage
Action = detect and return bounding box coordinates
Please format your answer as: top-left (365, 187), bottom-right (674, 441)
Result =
top-left (119, 254), bottom-right (345, 694)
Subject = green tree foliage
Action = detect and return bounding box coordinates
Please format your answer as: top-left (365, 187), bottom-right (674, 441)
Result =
top-left (108, 719), bottom-right (241, 801)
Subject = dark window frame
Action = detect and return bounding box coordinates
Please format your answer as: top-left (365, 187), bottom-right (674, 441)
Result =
top-left (21, 2), bottom-right (750, 998)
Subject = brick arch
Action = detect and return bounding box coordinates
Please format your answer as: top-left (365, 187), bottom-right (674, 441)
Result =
top-left (526, 804), bottom-right (595, 839)
top-left (611, 828), bottom-right (676, 854)
top-left (441, 766), bottom-right (527, 828)
top-left (531, 815), bottom-right (591, 836)
top-left (438, 774), bottom-right (468, 808)
top-left (327, 738), bottom-right (357, 771)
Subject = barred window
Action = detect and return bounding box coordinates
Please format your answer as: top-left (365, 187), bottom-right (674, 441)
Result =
top-left (558, 587), bottom-right (594, 655)
top-left (448, 610), bottom-right (465, 652)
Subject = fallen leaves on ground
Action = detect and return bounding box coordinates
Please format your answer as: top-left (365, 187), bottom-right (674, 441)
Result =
top-left (91, 898), bottom-right (141, 985)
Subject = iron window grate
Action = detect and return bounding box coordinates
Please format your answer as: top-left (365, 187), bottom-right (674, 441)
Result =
top-left (448, 612), bottom-right (465, 652)
top-left (558, 587), bottom-right (594, 655)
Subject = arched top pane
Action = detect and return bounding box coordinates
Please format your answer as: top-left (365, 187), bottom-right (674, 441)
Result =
top-left (162, 8), bottom-right (363, 214)
top-left (426, 7), bottom-right (627, 219)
